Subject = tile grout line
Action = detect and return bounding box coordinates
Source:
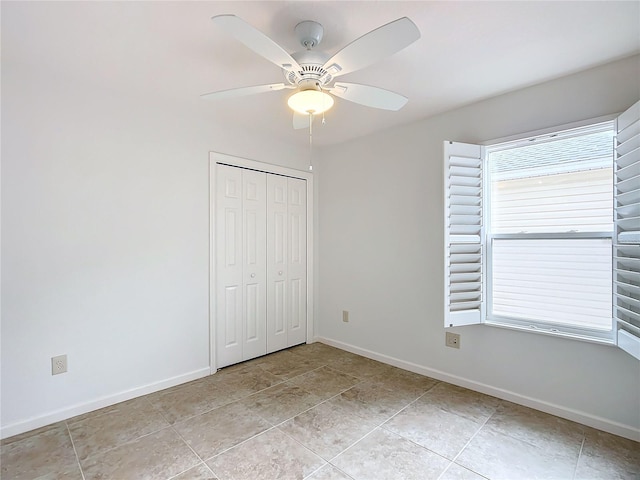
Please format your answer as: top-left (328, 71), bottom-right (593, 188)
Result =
top-left (572, 434), bottom-right (587, 480)
top-left (156, 356), bottom-right (330, 467)
top-left (154, 359), bottom-right (353, 475)
top-left (379, 380), bottom-right (440, 421)
top-left (321, 382), bottom-right (442, 465)
top-left (79, 424), bottom-right (178, 465)
top-left (65, 421), bottom-right (86, 480)
top-left (363, 380), bottom-right (442, 449)
top-left (204, 351), bottom-right (396, 431)
top-left (166, 424), bottom-right (214, 480)
top-left (220, 377), bottom-right (330, 427)
top-left (144, 396), bottom-right (174, 425)
top-left (272, 425), bottom-right (336, 477)
top-left (279, 363), bottom-right (329, 381)
top-left (480, 402), bottom-right (587, 453)
top-left (302, 464), bottom-right (328, 480)
top-left (301, 459), bottom-right (356, 480)
top-left (369, 381), bottom-right (494, 480)
top-left (328, 385), bottom-right (468, 478)
top-left (268, 377), bottom-right (368, 428)
top-left (201, 425), bottom-right (280, 464)
top-left (200, 362), bottom-right (375, 470)
top-left (153, 396), bottom-right (238, 426)
top-left (67, 397), bottom-right (177, 466)
top-left (64, 397), bottom-right (184, 470)
top-left (149, 367), bottom-right (293, 427)
top-left (374, 423), bottom-right (458, 477)
top-left (261, 368), bottom-right (444, 468)
top-left (158, 376), bottom-right (290, 467)
top-left (354, 383), bottom-right (475, 479)
top-left (267, 381), bottom-right (370, 464)
top-left (435, 406), bottom-right (497, 480)
top-left (324, 426), bottom-right (384, 467)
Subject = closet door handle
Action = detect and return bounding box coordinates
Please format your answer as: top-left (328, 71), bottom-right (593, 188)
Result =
top-left (250, 273), bottom-right (256, 278)
top-left (278, 271), bottom-right (283, 276)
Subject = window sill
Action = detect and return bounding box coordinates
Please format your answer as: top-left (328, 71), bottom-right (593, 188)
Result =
top-left (484, 319), bottom-right (615, 346)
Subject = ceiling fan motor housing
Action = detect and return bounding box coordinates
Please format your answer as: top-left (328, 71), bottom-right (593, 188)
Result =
top-left (285, 49), bottom-right (332, 87)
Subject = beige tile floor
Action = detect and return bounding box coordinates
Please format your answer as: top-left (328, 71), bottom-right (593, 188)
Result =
top-left (2, 343), bottom-right (639, 480)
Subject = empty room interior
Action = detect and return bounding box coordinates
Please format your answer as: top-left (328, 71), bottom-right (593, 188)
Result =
top-left (1, 1), bottom-right (639, 479)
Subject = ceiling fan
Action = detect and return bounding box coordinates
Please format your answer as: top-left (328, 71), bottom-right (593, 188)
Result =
top-left (201, 15), bottom-right (421, 129)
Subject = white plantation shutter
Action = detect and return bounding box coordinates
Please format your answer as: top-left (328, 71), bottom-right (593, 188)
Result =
top-left (444, 141), bottom-right (484, 327)
top-left (614, 100), bottom-right (640, 360)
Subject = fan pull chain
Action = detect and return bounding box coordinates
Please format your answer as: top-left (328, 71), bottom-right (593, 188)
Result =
top-left (308, 113), bottom-right (314, 171)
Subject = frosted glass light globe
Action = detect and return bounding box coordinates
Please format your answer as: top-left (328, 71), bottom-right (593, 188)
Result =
top-left (288, 90), bottom-right (334, 115)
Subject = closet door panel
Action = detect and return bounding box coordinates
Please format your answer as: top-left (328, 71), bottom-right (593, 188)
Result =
top-left (242, 170), bottom-right (267, 361)
top-left (273, 280), bottom-right (286, 335)
top-left (216, 165), bottom-right (244, 367)
top-left (217, 164), bottom-right (308, 366)
top-left (288, 178), bottom-right (307, 346)
top-left (289, 278), bottom-right (303, 331)
top-left (267, 174), bottom-right (289, 353)
top-left (223, 286), bottom-right (241, 345)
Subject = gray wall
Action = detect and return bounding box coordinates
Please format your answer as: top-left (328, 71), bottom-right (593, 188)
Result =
top-left (1, 62), bottom-right (309, 435)
top-left (3, 48), bottom-right (639, 440)
top-left (317, 55), bottom-right (640, 437)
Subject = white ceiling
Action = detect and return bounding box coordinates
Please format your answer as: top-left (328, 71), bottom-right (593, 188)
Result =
top-left (3, 1), bottom-right (639, 147)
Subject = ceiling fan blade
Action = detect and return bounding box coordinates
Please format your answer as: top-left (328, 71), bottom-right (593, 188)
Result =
top-left (212, 15), bottom-right (302, 74)
top-left (322, 17), bottom-right (420, 78)
top-left (328, 82), bottom-right (408, 110)
top-left (293, 112), bottom-right (317, 130)
top-left (201, 83), bottom-right (291, 101)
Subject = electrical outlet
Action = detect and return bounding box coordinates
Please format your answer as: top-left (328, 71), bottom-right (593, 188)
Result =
top-left (342, 310), bottom-right (349, 323)
top-left (51, 355), bottom-right (67, 375)
top-left (445, 332), bottom-right (460, 349)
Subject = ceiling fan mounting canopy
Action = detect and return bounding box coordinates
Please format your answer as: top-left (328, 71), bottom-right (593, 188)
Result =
top-left (201, 14), bottom-right (421, 129)
top-left (295, 20), bottom-right (324, 49)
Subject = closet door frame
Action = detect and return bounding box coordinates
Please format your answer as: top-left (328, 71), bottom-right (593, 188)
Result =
top-left (209, 152), bottom-right (314, 373)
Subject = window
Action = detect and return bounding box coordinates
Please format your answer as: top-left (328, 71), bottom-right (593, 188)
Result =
top-left (486, 124), bottom-right (614, 340)
top-left (444, 101), bottom-right (640, 360)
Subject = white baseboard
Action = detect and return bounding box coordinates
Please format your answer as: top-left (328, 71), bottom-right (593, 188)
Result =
top-left (317, 336), bottom-right (640, 442)
top-left (0, 367), bottom-right (211, 440)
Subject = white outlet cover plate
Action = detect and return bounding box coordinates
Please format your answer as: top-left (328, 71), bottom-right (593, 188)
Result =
top-left (52, 354), bottom-right (68, 375)
top-left (446, 332), bottom-right (460, 349)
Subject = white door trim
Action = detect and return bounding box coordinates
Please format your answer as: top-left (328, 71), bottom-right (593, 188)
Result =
top-left (209, 152), bottom-right (314, 373)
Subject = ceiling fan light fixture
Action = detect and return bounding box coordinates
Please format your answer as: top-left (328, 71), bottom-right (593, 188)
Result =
top-left (288, 89), bottom-right (334, 115)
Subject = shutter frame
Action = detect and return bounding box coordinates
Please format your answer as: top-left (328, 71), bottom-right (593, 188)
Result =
top-left (614, 100), bottom-right (640, 361)
top-left (444, 141), bottom-right (485, 327)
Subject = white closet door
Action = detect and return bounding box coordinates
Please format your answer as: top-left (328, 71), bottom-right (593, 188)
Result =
top-left (242, 169), bottom-right (267, 360)
top-left (216, 165), bottom-right (244, 367)
top-left (266, 174), bottom-right (289, 353)
top-left (217, 164), bottom-right (307, 364)
top-left (287, 177), bottom-right (307, 346)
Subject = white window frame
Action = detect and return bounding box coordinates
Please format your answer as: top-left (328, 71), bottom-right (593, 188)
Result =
top-left (444, 101), bottom-right (640, 360)
top-left (484, 121), bottom-right (615, 343)
top-left (485, 236), bottom-right (615, 342)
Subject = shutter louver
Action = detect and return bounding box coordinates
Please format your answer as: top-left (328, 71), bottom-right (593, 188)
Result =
top-left (444, 142), bottom-right (484, 327)
top-left (614, 100), bottom-right (640, 360)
